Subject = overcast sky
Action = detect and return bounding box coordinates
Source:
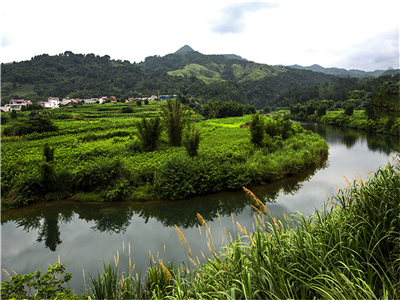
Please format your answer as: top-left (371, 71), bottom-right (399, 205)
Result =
top-left (1, 1), bottom-right (399, 71)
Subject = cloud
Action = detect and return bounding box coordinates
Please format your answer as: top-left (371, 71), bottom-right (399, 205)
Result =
top-left (2, 32), bottom-right (14, 47)
top-left (336, 28), bottom-right (399, 70)
top-left (210, 2), bottom-right (280, 35)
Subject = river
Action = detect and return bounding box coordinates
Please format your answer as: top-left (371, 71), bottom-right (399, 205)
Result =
top-left (1, 122), bottom-right (399, 294)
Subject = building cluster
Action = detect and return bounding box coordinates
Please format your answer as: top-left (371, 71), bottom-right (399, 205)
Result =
top-left (1, 94), bottom-right (178, 112)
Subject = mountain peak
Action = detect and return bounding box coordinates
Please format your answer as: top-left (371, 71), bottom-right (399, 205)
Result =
top-left (387, 66), bottom-right (394, 70)
top-left (175, 45), bottom-right (195, 53)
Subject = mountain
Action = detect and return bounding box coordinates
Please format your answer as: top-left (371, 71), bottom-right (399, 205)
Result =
top-left (1, 49), bottom-right (335, 109)
top-left (222, 54), bottom-right (247, 61)
top-left (175, 45), bottom-right (195, 53)
top-left (276, 64), bottom-right (399, 78)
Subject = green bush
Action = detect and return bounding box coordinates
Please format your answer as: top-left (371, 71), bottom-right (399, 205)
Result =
top-left (2, 113), bottom-right (58, 136)
top-left (1, 263), bottom-right (76, 300)
top-left (75, 157), bottom-right (130, 193)
top-left (183, 123), bottom-right (201, 157)
top-left (134, 115), bottom-right (162, 152)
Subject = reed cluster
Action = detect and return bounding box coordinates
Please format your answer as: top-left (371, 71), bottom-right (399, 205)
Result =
top-left (85, 155), bottom-right (399, 299)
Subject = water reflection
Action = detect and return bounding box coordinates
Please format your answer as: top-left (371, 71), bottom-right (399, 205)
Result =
top-left (2, 122), bottom-right (399, 293)
top-left (298, 121), bottom-right (399, 154)
top-left (1, 157), bottom-right (328, 251)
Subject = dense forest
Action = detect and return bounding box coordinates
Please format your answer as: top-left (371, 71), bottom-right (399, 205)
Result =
top-left (274, 74), bottom-right (400, 109)
top-left (1, 49), bottom-right (335, 109)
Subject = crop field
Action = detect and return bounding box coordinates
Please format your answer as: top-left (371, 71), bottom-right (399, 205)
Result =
top-left (1, 101), bottom-right (328, 208)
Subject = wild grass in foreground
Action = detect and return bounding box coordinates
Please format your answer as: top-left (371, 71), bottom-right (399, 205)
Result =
top-left (2, 155), bottom-right (399, 299)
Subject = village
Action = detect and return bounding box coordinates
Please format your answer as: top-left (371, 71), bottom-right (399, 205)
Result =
top-left (0, 94), bottom-right (177, 112)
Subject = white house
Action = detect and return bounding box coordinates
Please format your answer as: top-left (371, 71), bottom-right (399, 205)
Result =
top-left (40, 97), bottom-right (60, 109)
top-left (84, 98), bottom-right (98, 104)
top-left (2, 99), bottom-right (32, 111)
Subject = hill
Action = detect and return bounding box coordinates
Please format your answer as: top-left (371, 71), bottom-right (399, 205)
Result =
top-left (1, 48), bottom-right (335, 109)
top-left (175, 45), bottom-right (195, 53)
top-left (276, 63), bottom-right (400, 78)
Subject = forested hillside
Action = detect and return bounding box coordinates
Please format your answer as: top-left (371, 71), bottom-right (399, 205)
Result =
top-left (1, 48), bottom-right (335, 109)
top-left (274, 74), bottom-right (400, 109)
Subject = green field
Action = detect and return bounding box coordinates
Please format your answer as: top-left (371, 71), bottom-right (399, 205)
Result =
top-left (1, 101), bottom-right (328, 209)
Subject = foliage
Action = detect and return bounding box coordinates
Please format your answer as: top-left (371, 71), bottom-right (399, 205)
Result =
top-left (1, 49), bottom-right (339, 110)
top-left (134, 115), bottom-right (162, 152)
top-left (1, 104), bottom-right (328, 208)
top-left (11, 156), bottom-right (398, 299)
top-left (121, 106), bottom-right (133, 113)
top-left (160, 98), bottom-right (191, 146)
top-left (250, 113), bottom-right (295, 149)
top-left (344, 102), bottom-right (355, 116)
top-left (183, 121), bottom-right (201, 157)
top-left (2, 113), bottom-right (58, 136)
top-left (1, 263), bottom-right (77, 300)
top-left (249, 113), bottom-right (265, 147)
top-left (199, 101), bottom-right (254, 119)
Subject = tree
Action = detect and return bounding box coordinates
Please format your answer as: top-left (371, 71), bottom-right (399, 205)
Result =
top-left (135, 115), bottom-right (162, 152)
top-left (250, 113), bottom-right (266, 148)
top-left (11, 110), bottom-right (17, 119)
top-left (183, 121), bottom-right (201, 157)
top-left (160, 99), bottom-right (190, 146)
top-left (121, 106), bottom-right (133, 113)
top-left (316, 104), bottom-right (327, 117)
top-left (344, 103), bottom-right (354, 116)
top-left (136, 100), bottom-right (142, 107)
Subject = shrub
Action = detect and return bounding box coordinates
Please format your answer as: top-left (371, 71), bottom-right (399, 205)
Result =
top-left (75, 157), bottom-right (130, 193)
top-left (2, 113), bottom-right (58, 136)
top-left (121, 106), bottom-right (133, 113)
top-left (249, 113), bottom-right (265, 148)
top-left (134, 115), bottom-right (162, 152)
top-left (160, 99), bottom-right (190, 146)
top-left (183, 122), bottom-right (201, 157)
top-left (1, 263), bottom-right (75, 300)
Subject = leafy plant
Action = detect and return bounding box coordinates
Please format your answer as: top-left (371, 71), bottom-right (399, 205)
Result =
top-left (160, 98), bottom-right (191, 146)
top-left (183, 121), bottom-right (201, 157)
top-left (134, 115), bottom-right (162, 152)
top-left (1, 263), bottom-right (76, 300)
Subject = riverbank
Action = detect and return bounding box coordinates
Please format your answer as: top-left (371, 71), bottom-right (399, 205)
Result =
top-left (1, 105), bottom-right (328, 211)
top-left (291, 108), bottom-right (400, 136)
top-left (2, 155), bottom-right (399, 299)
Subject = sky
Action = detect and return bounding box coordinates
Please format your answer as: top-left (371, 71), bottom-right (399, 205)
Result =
top-left (1, 0), bottom-right (399, 71)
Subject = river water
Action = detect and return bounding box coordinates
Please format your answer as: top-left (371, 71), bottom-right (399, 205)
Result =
top-left (1, 122), bottom-right (399, 293)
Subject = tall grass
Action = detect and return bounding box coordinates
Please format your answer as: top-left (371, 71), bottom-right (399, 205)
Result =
top-left (86, 155), bottom-right (399, 299)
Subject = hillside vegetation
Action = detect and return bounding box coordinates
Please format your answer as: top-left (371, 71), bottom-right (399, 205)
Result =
top-left (1, 49), bottom-right (334, 109)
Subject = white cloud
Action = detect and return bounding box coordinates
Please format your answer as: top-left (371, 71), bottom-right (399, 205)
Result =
top-left (1, 1), bottom-right (399, 70)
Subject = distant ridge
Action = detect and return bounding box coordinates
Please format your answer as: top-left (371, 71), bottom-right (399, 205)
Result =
top-left (175, 45), bottom-right (195, 53)
top-left (222, 54), bottom-right (247, 61)
top-left (275, 63), bottom-right (400, 78)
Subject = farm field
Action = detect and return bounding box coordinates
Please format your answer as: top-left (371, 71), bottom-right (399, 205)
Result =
top-left (1, 101), bottom-right (328, 209)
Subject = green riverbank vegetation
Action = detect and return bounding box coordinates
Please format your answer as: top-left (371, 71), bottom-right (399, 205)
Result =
top-left (2, 155), bottom-right (399, 299)
top-left (288, 77), bottom-right (400, 136)
top-left (1, 100), bottom-right (328, 210)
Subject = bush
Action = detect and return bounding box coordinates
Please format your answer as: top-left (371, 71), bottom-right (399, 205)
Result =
top-left (183, 123), bottom-right (201, 157)
top-left (75, 157), bottom-right (131, 193)
top-left (134, 115), bottom-right (162, 152)
top-left (2, 113), bottom-right (58, 136)
top-left (249, 113), bottom-right (266, 147)
top-left (1, 263), bottom-right (76, 300)
top-left (121, 106), bottom-right (133, 113)
top-left (160, 99), bottom-right (190, 146)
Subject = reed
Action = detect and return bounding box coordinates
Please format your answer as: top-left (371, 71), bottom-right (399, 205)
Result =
top-left (19, 155), bottom-right (397, 299)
